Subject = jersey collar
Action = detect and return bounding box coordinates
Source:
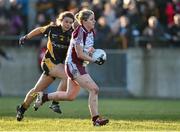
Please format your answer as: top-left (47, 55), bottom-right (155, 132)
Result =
top-left (82, 25), bottom-right (93, 33)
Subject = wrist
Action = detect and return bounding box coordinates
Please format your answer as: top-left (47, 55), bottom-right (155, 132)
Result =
top-left (92, 58), bottom-right (96, 63)
top-left (25, 35), bottom-right (30, 40)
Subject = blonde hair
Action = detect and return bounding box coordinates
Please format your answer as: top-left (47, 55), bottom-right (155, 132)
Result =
top-left (75, 9), bottom-right (94, 24)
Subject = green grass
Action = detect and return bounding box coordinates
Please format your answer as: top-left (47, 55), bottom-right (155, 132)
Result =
top-left (1, 97), bottom-right (180, 131)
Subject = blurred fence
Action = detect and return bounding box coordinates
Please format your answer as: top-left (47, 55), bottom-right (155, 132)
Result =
top-left (0, 45), bottom-right (127, 97)
top-left (127, 48), bottom-right (180, 99)
top-left (1, 37), bottom-right (180, 98)
top-left (0, 45), bottom-right (40, 96)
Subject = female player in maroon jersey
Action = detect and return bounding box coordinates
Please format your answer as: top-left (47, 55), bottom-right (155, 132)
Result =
top-left (34, 9), bottom-right (109, 126)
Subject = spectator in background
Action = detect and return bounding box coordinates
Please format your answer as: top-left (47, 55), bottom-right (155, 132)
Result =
top-left (165, 1), bottom-right (176, 27)
top-left (54, 0), bottom-right (70, 13)
top-left (91, 0), bottom-right (104, 20)
top-left (9, 0), bottom-right (23, 35)
top-left (16, 0), bottom-right (29, 34)
top-left (143, 16), bottom-right (167, 49)
top-left (172, 0), bottom-right (180, 13)
top-left (95, 16), bottom-right (113, 49)
top-left (111, 15), bottom-right (136, 49)
top-left (109, 0), bottom-right (124, 17)
top-left (0, 0), bottom-right (179, 49)
top-left (35, 0), bottom-right (56, 26)
top-left (165, 0), bottom-right (180, 27)
top-left (0, 0), bottom-right (10, 35)
top-left (35, 13), bottom-right (47, 27)
top-left (146, 0), bottom-right (160, 18)
top-left (66, 0), bottom-right (79, 14)
top-left (103, 2), bottom-right (117, 29)
top-left (0, 16), bottom-right (10, 35)
top-left (80, 1), bottom-right (91, 10)
top-left (169, 14), bottom-right (180, 45)
top-left (119, 15), bottom-right (138, 49)
top-left (123, 0), bottom-right (140, 26)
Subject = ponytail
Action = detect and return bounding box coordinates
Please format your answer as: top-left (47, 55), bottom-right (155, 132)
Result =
top-left (74, 9), bottom-right (94, 25)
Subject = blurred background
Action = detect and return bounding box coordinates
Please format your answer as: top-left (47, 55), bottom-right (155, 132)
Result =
top-left (0, 0), bottom-right (180, 99)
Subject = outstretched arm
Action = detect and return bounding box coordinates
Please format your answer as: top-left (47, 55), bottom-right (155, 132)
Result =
top-left (19, 27), bottom-right (46, 46)
top-left (25, 27), bottom-right (44, 39)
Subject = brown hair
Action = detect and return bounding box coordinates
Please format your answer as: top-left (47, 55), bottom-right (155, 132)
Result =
top-left (57, 11), bottom-right (75, 22)
top-left (75, 9), bottom-right (94, 24)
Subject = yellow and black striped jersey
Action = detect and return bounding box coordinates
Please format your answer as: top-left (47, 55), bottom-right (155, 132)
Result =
top-left (40, 24), bottom-right (73, 64)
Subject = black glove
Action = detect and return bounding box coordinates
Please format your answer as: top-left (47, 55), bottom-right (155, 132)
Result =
top-left (95, 57), bottom-right (105, 65)
top-left (19, 35), bottom-right (28, 46)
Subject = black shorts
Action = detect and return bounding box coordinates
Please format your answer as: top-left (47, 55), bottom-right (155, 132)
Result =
top-left (41, 57), bottom-right (60, 80)
top-left (41, 50), bottom-right (65, 79)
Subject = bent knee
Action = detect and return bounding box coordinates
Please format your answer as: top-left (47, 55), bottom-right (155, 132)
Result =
top-left (90, 87), bottom-right (99, 94)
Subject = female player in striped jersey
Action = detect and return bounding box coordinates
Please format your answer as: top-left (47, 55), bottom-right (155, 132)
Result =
top-left (16, 11), bottom-right (74, 121)
top-left (34, 9), bottom-right (109, 126)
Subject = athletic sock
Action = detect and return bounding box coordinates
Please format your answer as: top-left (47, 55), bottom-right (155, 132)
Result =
top-left (22, 102), bottom-right (29, 109)
top-left (20, 104), bottom-right (27, 113)
top-left (52, 101), bottom-right (59, 104)
top-left (42, 93), bottom-right (49, 103)
top-left (92, 115), bottom-right (99, 122)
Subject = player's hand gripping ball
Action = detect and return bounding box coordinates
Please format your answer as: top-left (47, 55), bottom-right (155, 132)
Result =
top-left (92, 49), bottom-right (107, 65)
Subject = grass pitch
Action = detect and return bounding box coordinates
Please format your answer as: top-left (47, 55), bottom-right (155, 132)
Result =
top-left (1, 97), bottom-right (180, 131)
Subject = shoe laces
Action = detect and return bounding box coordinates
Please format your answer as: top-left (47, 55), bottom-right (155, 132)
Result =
top-left (96, 116), bottom-right (104, 120)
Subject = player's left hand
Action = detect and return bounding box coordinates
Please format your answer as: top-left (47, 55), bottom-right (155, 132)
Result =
top-left (87, 47), bottom-right (95, 56)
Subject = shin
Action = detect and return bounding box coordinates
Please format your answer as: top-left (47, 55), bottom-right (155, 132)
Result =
top-left (48, 78), bottom-right (80, 101)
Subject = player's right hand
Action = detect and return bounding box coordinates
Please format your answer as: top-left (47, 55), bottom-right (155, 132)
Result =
top-left (94, 56), bottom-right (105, 65)
top-left (19, 35), bottom-right (28, 46)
